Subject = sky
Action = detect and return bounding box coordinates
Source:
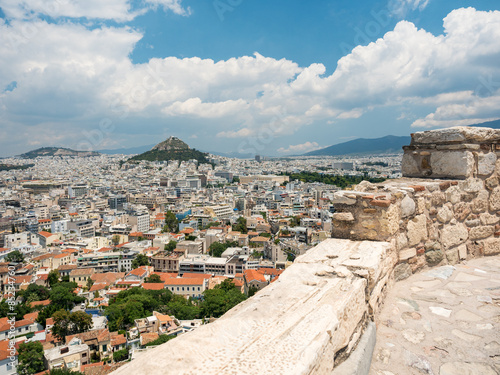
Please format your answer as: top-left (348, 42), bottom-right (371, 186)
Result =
top-left (0, 0), bottom-right (499, 157)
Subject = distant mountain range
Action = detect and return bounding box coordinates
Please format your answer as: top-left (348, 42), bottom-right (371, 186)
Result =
top-left (303, 119), bottom-right (500, 157)
top-left (13, 119), bottom-right (500, 159)
top-left (303, 135), bottom-right (411, 156)
top-left (128, 136), bottom-right (210, 164)
top-left (20, 147), bottom-right (99, 158)
top-left (98, 144), bottom-right (155, 155)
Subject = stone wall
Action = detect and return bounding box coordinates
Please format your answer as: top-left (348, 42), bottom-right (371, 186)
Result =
top-left (331, 126), bottom-right (500, 282)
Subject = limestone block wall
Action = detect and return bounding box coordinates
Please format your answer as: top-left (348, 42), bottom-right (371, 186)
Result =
top-left (401, 126), bottom-right (500, 179)
top-left (331, 126), bottom-right (500, 281)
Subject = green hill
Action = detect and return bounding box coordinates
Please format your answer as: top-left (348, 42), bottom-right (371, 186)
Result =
top-left (129, 136), bottom-right (210, 164)
top-left (20, 147), bottom-right (99, 158)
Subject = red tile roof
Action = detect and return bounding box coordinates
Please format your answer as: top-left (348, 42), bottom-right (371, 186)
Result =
top-left (142, 283), bottom-right (165, 290)
top-left (165, 278), bottom-right (205, 286)
top-left (39, 231), bottom-right (54, 238)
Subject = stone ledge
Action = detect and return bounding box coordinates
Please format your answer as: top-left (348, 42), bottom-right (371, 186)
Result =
top-left (111, 239), bottom-right (394, 375)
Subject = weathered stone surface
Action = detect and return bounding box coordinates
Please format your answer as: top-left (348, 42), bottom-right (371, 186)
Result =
top-left (478, 152), bottom-right (497, 176)
top-left (396, 233), bottom-right (408, 251)
top-left (431, 191), bottom-right (446, 206)
top-left (445, 249), bottom-right (459, 265)
top-left (332, 193), bottom-right (357, 205)
top-left (465, 219), bottom-right (480, 227)
top-left (481, 238), bottom-right (500, 255)
top-left (402, 329), bottom-right (425, 344)
top-left (441, 223), bottom-right (468, 249)
top-left (411, 126), bottom-right (500, 144)
top-left (436, 205), bottom-right (453, 223)
top-left (460, 178), bottom-right (484, 193)
top-left (407, 215), bottom-right (428, 247)
top-left (333, 212), bottom-right (355, 222)
top-left (404, 350), bottom-right (434, 375)
top-left (379, 204), bottom-right (400, 237)
top-left (400, 248), bottom-right (416, 261)
top-left (112, 239), bottom-right (384, 375)
top-left (401, 153), bottom-right (421, 176)
top-left (485, 176), bottom-right (499, 190)
top-left (430, 151), bottom-right (474, 178)
top-left (446, 185), bottom-right (462, 204)
top-left (370, 199), bottom-right (391, 208)
top-left (425, 250), bottom-right (444, 265)
top-left (440, 362), bottom-right (498, 375)
top-left (453, 202), bottom-right (471, 221)
top-left (332, 322), bottom-right (376, 375)
top-left (489, 186), bottom-right (500, 211)
top-left (471, 190), bottom-right (489, 213)
top-left (479, 212), bottom-right (499, 225)
top-left (457, 244), bottom-right (467, 260)
top-left (469, 225), bottom-right (495, 240)
top-left (394, 263), bottom-right (412, 281)
top-left (401, 196), bottom-right (416, 218)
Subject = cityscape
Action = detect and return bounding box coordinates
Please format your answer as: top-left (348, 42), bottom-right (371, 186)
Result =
top-left (0, 0), bottom-right (499, 374)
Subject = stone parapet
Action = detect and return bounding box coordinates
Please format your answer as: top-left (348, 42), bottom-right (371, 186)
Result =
top-left (402, 126), bottom-right (500, 179)
top-left (111, 239), bottom-right (395, 375)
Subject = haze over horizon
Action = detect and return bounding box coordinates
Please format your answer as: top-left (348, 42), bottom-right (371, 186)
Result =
top-left (0, 0), bottom-right (499, 157)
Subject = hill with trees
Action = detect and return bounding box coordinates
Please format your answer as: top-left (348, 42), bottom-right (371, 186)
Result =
top-left (20, 147), bottom-right (99, 158)
top-left (128, 136), bottom-right (210, 164)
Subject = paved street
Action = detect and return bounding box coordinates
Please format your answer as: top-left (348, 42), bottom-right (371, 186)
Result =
top-left (371, 257), bottom-right (500, 375)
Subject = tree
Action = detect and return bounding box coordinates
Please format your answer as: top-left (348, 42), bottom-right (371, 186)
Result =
top-left (49, 282), bottom-right (85, 311)
top-left (52, 310), bottom-right (93, 341)
top-left (144, 334), bottom-right (175, 347)
top-left (105, 287), bottom-right (174, 331)
top-left (232, 217), bottom-right (248, 234)
top-left (208, 242), bottom-right (226, 258)
top-left (200, 280), bottom-right (246, 318)
top-left (185, 235), bottom-right (197, 241)
top-left (248, 286), bottom-right (259, 297)
top-left (51, 310), bottom-right (71, 340)
top-left (203, 221), bottom-right (220, 229)
top-left (5, 250), bottom-right (24, 263)
top-left (17, 341), bottom-right (45, 375)
top-left (112, 235), bottom-right (121, 245)
top-left (47, 270), bottom-right (60, 287)
top-left (86, 277), bottom-right (94, 290)
top-left (71, 310), bottom-right (93, 333)
top-left (132, 254), bottom-right (149, 269)
top-left (164, 240), bottom-right (177, 252)
top-left (20, 284), bottom-right (49, 303)
top-left (113, 348), bottom-right (129, 362)
top-left (145, 274), bottom-right (162, 283)
top-left (162, 211), bottom-right (179, 233)
top-left (163, 295), bottom-right (200, 320)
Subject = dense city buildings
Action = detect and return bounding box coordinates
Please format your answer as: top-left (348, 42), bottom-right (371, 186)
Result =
top-left (0, 150), bottom-right (400, 373)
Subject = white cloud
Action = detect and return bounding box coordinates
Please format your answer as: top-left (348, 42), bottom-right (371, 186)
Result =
top-left (0, 0), bottom-right (190, 22)
top-left (277, 142), bottom-right (322, 154)
top-left (143, 0), bottom-right (191, 16)
top-left (0, 7), bottom-right (500, 156)
top-left (389, 0), bottom-right (430, 18)
top-left (411, 90), bottom-right (500, 128)
top-left (216, 128), bottom-right (254, 138)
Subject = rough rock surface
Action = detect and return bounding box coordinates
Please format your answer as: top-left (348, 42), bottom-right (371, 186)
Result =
top-left (370, 256), bottom-right (500, 375)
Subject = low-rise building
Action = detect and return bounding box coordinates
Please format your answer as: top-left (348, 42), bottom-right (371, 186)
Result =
top-left (44, 337), bottom-right (90, 372)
